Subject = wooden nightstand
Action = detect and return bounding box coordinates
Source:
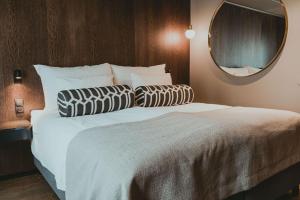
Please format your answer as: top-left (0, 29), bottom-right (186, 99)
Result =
top-left (0, 120), bottom-right (35, 178)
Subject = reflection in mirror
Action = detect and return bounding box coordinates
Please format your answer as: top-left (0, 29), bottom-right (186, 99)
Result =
top-left (209, 0), bottom-right (287, 77)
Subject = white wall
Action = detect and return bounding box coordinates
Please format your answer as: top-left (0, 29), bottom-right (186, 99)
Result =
top-left (190, 0), bottom-right (300, 113)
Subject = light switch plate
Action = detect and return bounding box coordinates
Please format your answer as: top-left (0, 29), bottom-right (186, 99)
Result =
top-left (15, 98), bottom-right (24, 114)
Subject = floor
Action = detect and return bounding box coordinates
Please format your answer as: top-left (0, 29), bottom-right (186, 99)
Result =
top-left (0, 173), bottom-right (299, 200)
top-left (0, 174), bottom-right (58, 200)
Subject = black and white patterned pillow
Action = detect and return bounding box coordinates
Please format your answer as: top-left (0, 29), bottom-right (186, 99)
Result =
top-left (57, 85), bottom-right (134, 117)
top-left (135, 84), bottom-right (194, 107)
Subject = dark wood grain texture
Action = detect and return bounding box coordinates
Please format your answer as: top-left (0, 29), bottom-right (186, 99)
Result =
top-left (46, 0), bottom-right (136, 67)
top-left (0, 123), bottom-right (34, 177)
top-left (0, 0), bottom-right (48, 121)
top-left (134, 0), bottom-right (190, 85)
top-left (0, 174), bottom-right (58, 200)
top-left (0, 141), bottom-right (35, 177)
top-left (0, 174), bottom-right (298, 200)
top-left (0, 0), bottom-right (190, 122)
top-left (210, 3), bottom-right (285, 69)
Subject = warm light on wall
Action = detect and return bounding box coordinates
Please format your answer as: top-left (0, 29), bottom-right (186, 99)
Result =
top-left (165, 31), bottom-right (181, 45)
top-left (185, 25), bottom-right (196, 39)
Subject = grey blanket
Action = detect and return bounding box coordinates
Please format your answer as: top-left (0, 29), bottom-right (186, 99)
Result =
top-left (66, 107), bottom-right (300, 200)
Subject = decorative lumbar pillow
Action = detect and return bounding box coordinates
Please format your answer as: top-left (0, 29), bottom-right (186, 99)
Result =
top-left (131, 73), bottom-right (173, 89)
top-left (135, 84), bottom-right (194, 107)
top-left (111, 64), bottom-right (166, 87)
top-left (57, 85), bottom-right (134, 117)
top-left (34, 63), bottom-right (113, 112)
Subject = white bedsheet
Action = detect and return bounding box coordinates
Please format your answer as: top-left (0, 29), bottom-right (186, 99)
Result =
top-left (31, 103), bottom-right (229, 191)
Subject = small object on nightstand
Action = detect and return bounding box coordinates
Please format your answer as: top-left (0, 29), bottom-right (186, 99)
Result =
top-left (0, 120), bottom-right (35, 177)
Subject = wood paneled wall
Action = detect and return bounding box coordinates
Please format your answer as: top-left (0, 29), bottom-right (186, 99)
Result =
top-left (0, 0), bottom-right (190, 121)
top-left (134, 0), bottom-right (190, 85)
top-left (0, 0), bottom-right (49, 122)
top-left (211, 3), bottom-right (285, 68)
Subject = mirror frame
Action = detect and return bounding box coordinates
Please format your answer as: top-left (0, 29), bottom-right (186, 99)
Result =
top-left (208, 0), bottom-right (289, 77)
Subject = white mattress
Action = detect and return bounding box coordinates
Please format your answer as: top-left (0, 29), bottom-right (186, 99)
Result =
top-left (31, 103), bottom-right (230, 191)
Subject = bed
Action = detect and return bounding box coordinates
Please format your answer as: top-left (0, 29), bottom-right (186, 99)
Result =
top-left (31, 63), bottom-right (300, 200)
top-left (31, 103), bottom-right (300, 200)
top-left (220, 66), bottom-right (262, 77)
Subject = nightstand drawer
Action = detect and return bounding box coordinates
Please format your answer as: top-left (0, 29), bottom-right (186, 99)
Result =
top-left (0, 141), bottom-right (34, 177)
top-left (0, 128), bottom-right (32, 143)
top-left (0, 120), bottom-right (35, 177)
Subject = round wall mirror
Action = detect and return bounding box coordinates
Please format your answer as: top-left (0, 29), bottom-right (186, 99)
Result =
top-left (209, 0), bottom-right (288, 77)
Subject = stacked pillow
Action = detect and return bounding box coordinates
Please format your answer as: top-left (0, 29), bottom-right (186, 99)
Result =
top-left (34, 63), bottom-right (113, 112)
top-left (35, 63), bottom-right (194, 117)
top-left (111, 64), bottom-right (168, 87)
top-left (130, 73), bottom-right (172, 89)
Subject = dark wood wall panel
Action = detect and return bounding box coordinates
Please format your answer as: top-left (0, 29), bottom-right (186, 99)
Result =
top-left (134, 0), bottom-right (190, 85)
top-left (0, 0), bottom-right (190, 122)
top-left (46, 0), bottom-right (136, 67)
top-left (0, 0), bottom-right (48, 122)
top-left (0, 141), bottom-right (34, 176)
top-left (211, 3), bottom-right (285, 68)
top-left (0, 0), bottom-right (8, 122)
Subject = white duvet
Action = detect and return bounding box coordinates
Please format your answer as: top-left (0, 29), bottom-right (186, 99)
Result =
top-left (31, 103), bottom-right (229, 191)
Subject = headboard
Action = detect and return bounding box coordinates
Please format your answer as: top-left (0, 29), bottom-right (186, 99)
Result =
top-left (0, 0), bottom-right (190, 121)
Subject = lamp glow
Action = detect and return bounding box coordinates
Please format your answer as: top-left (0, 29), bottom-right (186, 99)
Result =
top-left (165, 31), bottom-right (181, 45)
top-left (185, 25), bottom-right (196, 39)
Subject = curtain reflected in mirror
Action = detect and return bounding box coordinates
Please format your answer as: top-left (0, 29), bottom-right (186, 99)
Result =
top-left (209, 0), bottom-right (287, 77)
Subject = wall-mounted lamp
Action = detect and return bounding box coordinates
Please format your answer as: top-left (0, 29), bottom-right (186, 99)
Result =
top-left (185, 25), bottom-right (196, 40)
top-left (14, 69), bottom-right (23, 83)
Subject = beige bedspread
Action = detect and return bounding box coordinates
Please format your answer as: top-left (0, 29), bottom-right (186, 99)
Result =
top-left (66, 107), bottom-right (300, 200)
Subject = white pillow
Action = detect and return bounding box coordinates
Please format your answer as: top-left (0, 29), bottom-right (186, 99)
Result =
top-left (34, 63), bottom-right (112, 78)
top-left (131, 73), bottom-right (172, 89)
top-left (55, 75), bottom-right (113, 90)
top-left (34, 63), bottom-right (113, 111)
top-left (111, 64), bottom-right (166, 87)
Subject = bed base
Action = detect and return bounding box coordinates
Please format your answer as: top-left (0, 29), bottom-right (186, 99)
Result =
top-left (34, 158), bottom-right (65, 200)
top-left (34, 157), bottom-right (300, 200)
